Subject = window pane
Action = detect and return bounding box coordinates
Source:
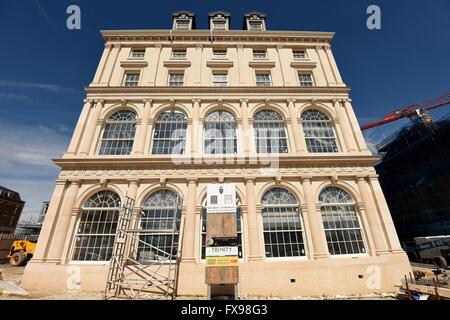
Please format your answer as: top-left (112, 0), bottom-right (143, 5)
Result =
top-left (152, 109), bottom-right (187, 155)
top-left (301, 109), bottom-right (338, 153)
top-left (320, 187), bottom-right (366, 255)
top-left (254, 110), bottom-right (288, 153)
top-left (72, 191), bottom-right (120, 262)
top-left (261, 188), bottom-right (305, 258)
top-left (137, 190), bottom-right (182, 261)
top-left (99, 111), bottom-right (137, 155)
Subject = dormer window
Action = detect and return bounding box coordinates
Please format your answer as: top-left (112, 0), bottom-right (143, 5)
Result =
top-left (209, 11), bottom-right (230, 31)
top-left (212, 20), bottom-right (226, 30)
top-left (244, 12), bottom-right (267, 31)
top-left (249, 21), bottom-right (263, 30)
top-left (175, 20), bottom-right (190, 30)
top-left (172, 11), bottom-right (196, 30)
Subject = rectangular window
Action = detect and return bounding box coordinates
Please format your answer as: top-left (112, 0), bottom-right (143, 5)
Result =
top-left (249, 21), bottom-right (263, 30)
top-left (168, 72), bottom-right (184, 87)
top-left (130, 48), bottom-right (145, 59)
top-left (175, 20), bottom-right (190, 30)
top-left (172, 49), bottom-right (187, 59)
top-left (212, 72), bottom-right (228, 87)
top-left (253, 49), bottom-right (267, 59)
top-left (255, 72), bottom-right (272, 87)
top-left (298, 73), bottom-right (314, 87)
top-left (212, 20), bottom-right (226, 30)
top-left (123, 72), bottom-right (140, 87)
top-left (213, 49), bottom-right (227, 59)
top-left (293, 50), bottom-right (306, 60)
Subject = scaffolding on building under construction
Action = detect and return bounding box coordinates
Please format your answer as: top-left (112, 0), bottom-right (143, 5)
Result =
top-left (104, 196), bottom-right (181, 300)
top-left (374, 112), bottom-right (450, 242)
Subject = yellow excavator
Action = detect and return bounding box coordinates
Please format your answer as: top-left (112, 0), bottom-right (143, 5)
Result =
top-left (6, 240), bottom-right (37, 266)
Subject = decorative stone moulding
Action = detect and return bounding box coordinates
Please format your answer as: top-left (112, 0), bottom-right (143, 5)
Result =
top-left (163, 60), bottom-right (192, 68)
top-left (206, 60), bottom-right (234, 68)
top-left (120, 60), bottom-right (148, 68)
top-left (290, 61), bottom-right (317, 69)
top-left (248, 61), bottom-right (276, 68)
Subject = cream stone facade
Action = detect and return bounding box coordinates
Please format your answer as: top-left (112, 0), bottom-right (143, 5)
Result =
top-left (21, 11), bottom-right (411, 297)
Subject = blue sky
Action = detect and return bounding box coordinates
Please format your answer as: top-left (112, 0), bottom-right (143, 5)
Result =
top-left (0, 0), bottom-right (449, 220)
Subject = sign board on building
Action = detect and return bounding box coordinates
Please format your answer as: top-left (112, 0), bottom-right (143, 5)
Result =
top-left (206, 184), bottom-right (236, 214)
top-left (206, 246), bottom-right (238, 257)
top-left (205, 256), bottom-right (239, 268)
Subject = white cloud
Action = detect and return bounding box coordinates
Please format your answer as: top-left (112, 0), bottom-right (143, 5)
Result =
top-left (0, 92), bottom-right (32, 102)
top-left (0, 122), bottom-right (70, 221)
top-left (0, 80), bottom-right (80, 94)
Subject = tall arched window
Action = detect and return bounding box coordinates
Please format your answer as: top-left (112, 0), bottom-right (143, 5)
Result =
top-left (254, 110), bottom-right (288, 153)
top-left (72, 190), bottom-right (121, 261)
top-left (261, 188), bottom-right (306, 258)
top-left (301, 109), bottom-right (338, 153)
top-left (204, 110), bottom-right (237, 154)
top-left (138, 190), bottom-right (182, 261)
top-left (99, 110), bottom-right (137, 155)
top-left (200, 196), bottom-right (243, 259)
top-left (152, 109), bottom-right (187, 155)
top-left (320, 187), bottom-right (366, 255)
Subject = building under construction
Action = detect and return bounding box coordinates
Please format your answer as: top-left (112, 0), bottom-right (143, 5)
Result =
top-left (374, 113), bottom-right (450, 243)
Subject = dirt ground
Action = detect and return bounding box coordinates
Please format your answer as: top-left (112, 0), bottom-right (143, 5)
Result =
top-left (0, 263), bottom-right (397, 300)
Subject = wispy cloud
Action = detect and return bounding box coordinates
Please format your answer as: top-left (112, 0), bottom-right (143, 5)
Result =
top-left (0, 80), bottom-right (81, 94)
top-left (0, 122), bottom-right (70, 220)
top-left (0, 92), bottom-right (32, 102)
top-left (33, 0), bottom-right (54, 24)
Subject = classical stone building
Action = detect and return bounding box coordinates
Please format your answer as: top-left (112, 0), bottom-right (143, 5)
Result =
top-left (22, 11), bottom-right (411, 297)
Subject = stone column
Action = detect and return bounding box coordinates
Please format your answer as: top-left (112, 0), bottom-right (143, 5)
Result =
top-left (78, 99), bottom-right (104, 155)
top-left (332, 117), bottom-right (347, 152)
top-left (191, 99), bottom-right (201, 158)
top-left (333, 99), bottom-right (356, 152)
top-left (66, 99), bottom-right (93, 155)
top-left (287, 98), bottom-right (304, 153)
top-left (245, 177), bottom-right (263, 260)
top-left (355, 202), bottom-right (377, 256)
top-left (31, 180), bottom-right (68, 262)
top-left (181, 178), bottom-right (197, 261)
top-left (356, 176), bottom-right (389, 255)
top-left (368, 177), bottom-right (404, 253)
top-left (301, 177), bottom-right (329, 258)
top-left (61, 207), bottom-right (81, 263)
top-left (133, 99), bottom-right (152, 155)
top-left (240, 99), bottom-right (251, 155)
top-left (92, 43), bottom-right (113, 85)
top-left (125, 179), bottom-right (140, 258)
top-left (46, 180), bottom-right (81, 262)
top-left (342, 99), bottom-right (370, 152)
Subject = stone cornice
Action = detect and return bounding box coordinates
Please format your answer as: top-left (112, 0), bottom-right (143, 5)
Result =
top-left (85, 86), bottom-right (351, 95)
top-left (54, 154), bottom-right (378, 170)
top-left (101, 29), bottom-right (335, 44)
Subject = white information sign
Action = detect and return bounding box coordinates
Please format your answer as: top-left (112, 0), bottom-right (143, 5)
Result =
top-left (206, 184), bottom-right (236, 213)
top-left (206, 246), bottom-right (239, 257)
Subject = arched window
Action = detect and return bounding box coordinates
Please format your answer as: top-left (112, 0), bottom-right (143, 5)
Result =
top-left (320, 187), bottom-right (366, 255)
top-left (261, 188), bottom-right (306, 258)
top-left (200, 196), bottom-right (243, 259)
top-left (72, 190), bottom-right (121, 261)
top-left (253, 110), bottom-right (288, 153)
top-left (99, 110), bottom-right (137, 155)
top-left (301, 109), bottom-right (338, 153)
top-left (138, 190), bottom-right (182, 261)
top-left (152, 109), bottom-right (187, 155)
top-left (204, 110), bottom-right (237, 154)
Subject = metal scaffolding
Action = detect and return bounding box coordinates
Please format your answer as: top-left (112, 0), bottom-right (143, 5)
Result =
top-left (104, 196), bottom-right (181, 300)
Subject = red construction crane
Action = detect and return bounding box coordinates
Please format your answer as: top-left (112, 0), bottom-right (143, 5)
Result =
top-left (360, 93), bottom-right (450, 131)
